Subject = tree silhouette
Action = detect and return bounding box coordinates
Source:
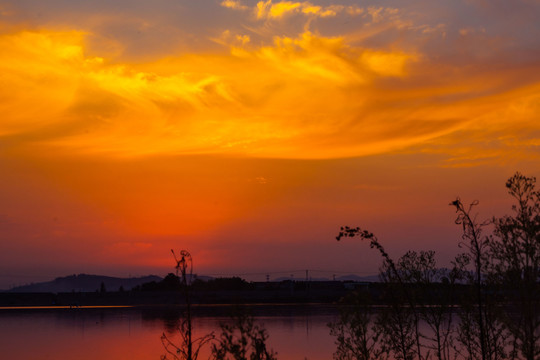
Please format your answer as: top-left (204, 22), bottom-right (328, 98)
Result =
top-left (490, 173), bottom-right (540, 360)
top-left (336, 228), bottom-right (423, 360)
top-left (334, 171), bottom-right (540, 360)
top-left (161, 250), bottom-right (214, 360)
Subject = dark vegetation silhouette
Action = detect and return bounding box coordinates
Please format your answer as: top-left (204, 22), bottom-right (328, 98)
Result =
top-left (192, 277), bottom-right (252, 291)
top-left (490, 173), bottom-right (540, 360)
top-left (135, 274), bottom-right (252, 292)
top-left (211, 311), bottom-right (277, 360)
top-left (158, 172), bottom-right (538, 360)
top-left (161, 250), bottom-right (214, 360)
top-left (138, 273), bottom-right (182, 291)
top-left (333, 172), bottom-right (540, 360)
top-left (329, 289), bottom-right (387, 360)
top-left (160, 250), bottom-right (276, 360)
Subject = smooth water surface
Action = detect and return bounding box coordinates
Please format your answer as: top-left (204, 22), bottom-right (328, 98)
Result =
top-left (0, 305), bottom-right (338, 360)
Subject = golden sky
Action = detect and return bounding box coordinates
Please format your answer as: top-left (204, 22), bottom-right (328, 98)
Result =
top-left (0, 0), bottom-right (539, 287)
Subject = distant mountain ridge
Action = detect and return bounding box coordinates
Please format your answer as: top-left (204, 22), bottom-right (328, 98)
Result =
top-left (9, 274), bottom-right (163, 293)
top-left (7, 273), bottom-right (379, 293)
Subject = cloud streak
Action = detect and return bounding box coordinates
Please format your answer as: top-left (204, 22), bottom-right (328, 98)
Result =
top-left (0, 0), bottom-right (538, 164)
top-left (0, 28), bottom-right (417, 158)
top-left (220, 0), bottom-right (365, 20)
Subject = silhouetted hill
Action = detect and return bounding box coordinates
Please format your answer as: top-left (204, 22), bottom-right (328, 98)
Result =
top-left (9, 274), bottom-right (163, 293)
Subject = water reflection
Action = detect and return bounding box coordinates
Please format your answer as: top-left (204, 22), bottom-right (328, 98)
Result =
top-left (0, 305), bottom-right (337, 360)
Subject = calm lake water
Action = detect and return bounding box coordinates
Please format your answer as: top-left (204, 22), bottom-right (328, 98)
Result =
top-left (0, 304), bottom-right (338, 360)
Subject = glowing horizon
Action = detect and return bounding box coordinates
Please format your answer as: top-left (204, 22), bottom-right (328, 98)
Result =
top-left (0, 0), bottom-right (539, 288)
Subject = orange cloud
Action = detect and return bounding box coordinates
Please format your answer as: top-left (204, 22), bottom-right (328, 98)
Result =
top-left (0, 30), bottom-right (87, 136)
top-left (1, 25), bottom-right (539, 164)
top-left (221, 0), bottom-right (248, 11)
top-left (264, 1), bottom-right (301, 18)
top-left (251, 0), bottom-right (361, 19)
top-left (0, 28), bottom-right (419, 159)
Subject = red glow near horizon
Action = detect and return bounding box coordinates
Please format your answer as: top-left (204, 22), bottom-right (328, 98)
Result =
top-left (0, 0), bottom-right (539, 287)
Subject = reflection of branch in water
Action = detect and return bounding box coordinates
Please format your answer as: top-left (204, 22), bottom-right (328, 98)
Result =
top-left (161, 328), bottom-right (214, 360)
top-left (161, 249), bottom-right (214, 360)
top-left (212, 311), bottom-right (277, 360)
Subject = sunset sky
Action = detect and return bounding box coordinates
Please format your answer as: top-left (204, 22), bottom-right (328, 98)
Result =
top-left (1, 0), bottom-right (539, 288)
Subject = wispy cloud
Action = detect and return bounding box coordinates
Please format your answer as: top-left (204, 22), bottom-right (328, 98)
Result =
top-left (0, 0), bottom-right (539, 164)
top-left (221, 0), bottom-right (363, 20)
top-left (2, 23), bottom-right (540, 164)
top-left (221, 0), bottom-right (249, 11)
top-left (0, 28), bottom-right (419, 159)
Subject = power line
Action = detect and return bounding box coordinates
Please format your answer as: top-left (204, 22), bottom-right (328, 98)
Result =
top-left (199, 269), bottom-right (376, 278)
